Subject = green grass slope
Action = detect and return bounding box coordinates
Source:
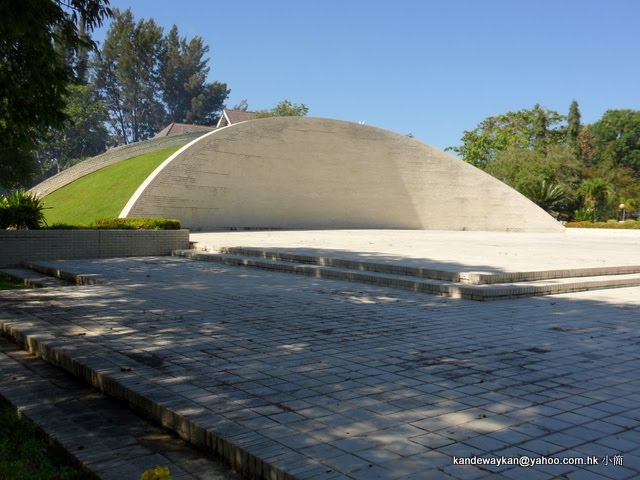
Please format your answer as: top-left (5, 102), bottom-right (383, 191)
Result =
top-left (0, 405), bottom-right (88, 480)
top-left (43, 146), bottom-right (181, 225)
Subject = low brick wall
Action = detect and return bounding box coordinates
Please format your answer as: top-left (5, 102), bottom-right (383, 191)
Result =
top-left (0, 230), bottom-right (190, 267)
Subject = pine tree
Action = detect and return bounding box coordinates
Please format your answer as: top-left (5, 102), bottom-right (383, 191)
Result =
top-left (95, 9), bottom-right (166, 144)
top-left (160, 26), bottom-right (229, 125)
top-left (567, 100), bottom-right (581, 156)
top-left (532, 104), bottom-right (549, 154)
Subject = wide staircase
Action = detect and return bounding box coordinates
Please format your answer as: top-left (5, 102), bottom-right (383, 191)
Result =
top-left (3, 247), bottom-right (640, 300)
top-left (173, 246), bottom-right (640, 301)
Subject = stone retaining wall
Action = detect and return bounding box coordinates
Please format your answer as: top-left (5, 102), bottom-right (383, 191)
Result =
top-left (0, 230), bottom-right (190, 267)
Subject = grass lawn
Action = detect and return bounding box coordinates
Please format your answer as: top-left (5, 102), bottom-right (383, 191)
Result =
top-left (0, 277), bottom-right (27, 290)
top-left (43, 146), bottom-right (182, 226)
top-left (0, 287), bottom-right (88, 478)
top-left (0, 404), bottom-right (93, 480)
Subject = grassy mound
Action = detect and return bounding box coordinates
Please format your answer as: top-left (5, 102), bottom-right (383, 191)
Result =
top-left (43, 146), bottom-right (181, 225)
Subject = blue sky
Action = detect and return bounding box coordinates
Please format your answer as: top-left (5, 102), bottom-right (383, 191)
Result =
top-left (96, 0), bottom-right (640, 151)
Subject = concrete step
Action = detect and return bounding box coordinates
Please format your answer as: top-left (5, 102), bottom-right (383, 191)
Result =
top-left (218, 246), bottom-right (462, 282)
top-left (461, 272), bottom-right (640, 300)
top-left (21, 261), bottom-right (108, 285)
top-left (0, 335), bottom-right (242, 480)
top-left (0, 267), bottom-right (73, 288)
top-left (173, 249), bottom-right (640, 301)
top-left (215, 246), bottom-right (640, 285)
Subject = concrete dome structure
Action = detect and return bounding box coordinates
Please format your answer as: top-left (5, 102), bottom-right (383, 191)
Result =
top-left (120, 117), bottom-right (563, 233)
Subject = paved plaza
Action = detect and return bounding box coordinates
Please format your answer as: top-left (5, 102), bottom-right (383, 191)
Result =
top-left (1, 230), bottom-right (639, 479)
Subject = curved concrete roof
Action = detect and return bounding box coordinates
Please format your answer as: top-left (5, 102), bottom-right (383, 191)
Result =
top-left (30, 132), bottom-right (207, 198)
top-left (121, 117), bottom-right (563, 232)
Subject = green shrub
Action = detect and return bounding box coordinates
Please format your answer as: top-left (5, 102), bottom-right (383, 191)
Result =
top-left (93, 217), bottom-right (181, 230)
top-left (572, 208), bottom-right (593, 222)
top-left (565, 220), bottom-right (640, 229)
top-left (0, 198), bottom-right (7, 228)
top-left (141, 466), bottom-right (173, 480)
top-left (38, 218), bottom-right (181, 230)
top-left (47, 223), bottom-right (92, 230)
top-left (0, 191), bottom-right (47, 229)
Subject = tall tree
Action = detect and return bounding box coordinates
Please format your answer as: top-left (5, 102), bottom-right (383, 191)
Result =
top-left (255, 100), bottom-right (309, 118)
top-left (0, 0), bottom-right (111, 190)
top-left (34, 84), bottom-right (109, 179)
top-left (95, 9), bottom-right (165, 144)
top-left (590, 109), bottom-right (640, 176)
top-left (579, 177), bottom-right (614, 221)
top-left (446, 105), bottom-right (566, 168)
top-left (485, 145), bottom-right (582, 193)
top-left (567, 100), bottom-right (581, 156)
top-left (532, 104), bottom-right (550, 153)
top-left (160, 26), bottom-right (229, 125)
top-left (233, 99), bottom-right (250, 112)
top-left (451, 104), bottom-right (640, 222)
top-left (577, 125), bottom-right (598, 162)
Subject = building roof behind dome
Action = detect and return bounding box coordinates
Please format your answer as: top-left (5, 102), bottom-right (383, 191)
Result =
top-left (216, 109), bottom-right (257, 128)
top-left (154, 123), bottom-right (216, 138)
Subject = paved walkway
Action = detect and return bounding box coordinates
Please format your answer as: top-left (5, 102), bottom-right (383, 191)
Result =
top-left (1, 242), bottom-right (639, 478)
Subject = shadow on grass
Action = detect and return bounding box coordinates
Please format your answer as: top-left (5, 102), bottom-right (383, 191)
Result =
top-left (0, 402), bottom-right (94, 480)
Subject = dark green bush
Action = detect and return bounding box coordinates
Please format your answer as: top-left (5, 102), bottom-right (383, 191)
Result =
top-left (93, 217), bottom-right (181, 230)
top-left (0, 199), bottom-right (7, 229)
top-left (0, 191), bottom-right (47, 229)
top-left (47, 223), bottom-right (92, 230)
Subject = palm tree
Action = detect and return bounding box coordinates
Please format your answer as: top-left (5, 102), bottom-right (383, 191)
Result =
top-left (619, 197), bottom-right (637, 221)
top-left (579, 178), bottom-right (613, 221)
top-left (518, 180), bottom-right (566, 216)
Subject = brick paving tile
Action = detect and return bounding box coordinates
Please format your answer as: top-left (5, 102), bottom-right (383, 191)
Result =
top-left (0, 256), bottom-right (639, 480)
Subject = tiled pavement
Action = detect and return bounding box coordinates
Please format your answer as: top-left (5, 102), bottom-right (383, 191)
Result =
top-left (1, 256), bottom-right (639, 479)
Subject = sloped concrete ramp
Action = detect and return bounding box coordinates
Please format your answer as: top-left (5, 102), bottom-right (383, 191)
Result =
top-left (121, 117), bottom-right (562, 233)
